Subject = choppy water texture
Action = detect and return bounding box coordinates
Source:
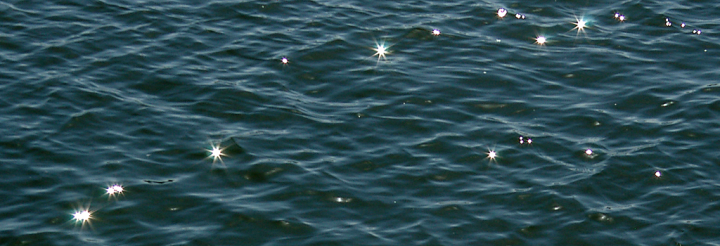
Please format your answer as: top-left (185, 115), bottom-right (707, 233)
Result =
top-left (1, 0), bottom-right (720, 245)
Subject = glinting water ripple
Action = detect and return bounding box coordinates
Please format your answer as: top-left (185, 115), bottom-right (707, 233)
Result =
top-left (1, 0), bottom-right (719, 245)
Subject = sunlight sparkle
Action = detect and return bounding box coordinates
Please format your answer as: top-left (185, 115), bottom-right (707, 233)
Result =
top-left (535, 36), bottom-right (546, 45)
top-left (655, 170), bottom-right (662, 177)
top-left (573, 17), bottom-right (587, 33)
top-left (585, 149), bottom-right (593, 155)
top-left (207, 143), bottom-right (227, 164)
top-left (519, 136), bottom-right (533, 145)
top-left (73, 210), bottom-right (91, 222)
top-left (497, 8), bottom-right (507, 18)
top-left (432, 29), bottom-right (441, 36)
top-left (373, 42), bottom-right (389, 61)
top-left (487, 150), bottom-right (497, 160)
top-left (281, 57), bottom-right (289, 64)
top-left (69, 201), bottom-right (96, 230)
top-left (106, 184), bottom-right (124, 196)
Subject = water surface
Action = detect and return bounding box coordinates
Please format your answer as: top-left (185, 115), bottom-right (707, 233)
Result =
top-left (1, 0), bottom-right (719, 245)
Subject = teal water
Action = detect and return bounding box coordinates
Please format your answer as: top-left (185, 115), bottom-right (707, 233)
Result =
top-left (1, 0), bottom-right (720, 245)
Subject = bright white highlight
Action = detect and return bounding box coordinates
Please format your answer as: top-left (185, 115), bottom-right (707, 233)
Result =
top-left (585, 149), bottom-right (593, 155)
top-left (281, 57), bottom-right (288, 64)
top-left (573, 17), bottom-right (587, 33)
top-left (70, 202), bottom-right (95, 229)
top-left (535, 36), bottom-right (546, 45)
top-left (577, 19), bottom-right (586, 29)
top-left (487, 150), bottom-right (497, 160)
top-left (106, 184), bottom-right (124, 196)
top-left (372, 42), bottom-right (389, 62)
top-left (613, 13), bottom-right (626, 22)
top-left (73, 210), bottom-right (91, 222)
top-left (655, 170), bottom-right (662, 177)
top-left (432, 29), bottom-right (441, 36)
top-left (71, 207), bottom-right (94, 230)
top-left (497, 8), bottom-right (507, 18)
top-left (519, 136), bottom-right (532, 145)
top-left (207, 143), bottom-right (227, 165)
top-left (211, 146), bottom-right (223, 161)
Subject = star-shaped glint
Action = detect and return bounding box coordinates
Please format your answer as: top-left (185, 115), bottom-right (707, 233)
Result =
top-left (535, 36), bottom-right (547, 45)
top-left (488, 150), bottom-right (497, 160)
top-left (207, 143), bottom-right (228, 165)
top-left (70, 203), bottom-right (96, 230)
top-left (572, 17), bottom-right (587, 33)
top-left (485, 149), bottom-right (498, 162)
top-left (106, 184), bottom-right (124, 198)
top-left (373, 41), bottom-right (389, 62)
top-left (73, 210), bottom-right (91, 223)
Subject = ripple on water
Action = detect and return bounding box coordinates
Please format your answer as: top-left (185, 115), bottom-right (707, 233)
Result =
top-left (1, 0), bottom-right (720, 245)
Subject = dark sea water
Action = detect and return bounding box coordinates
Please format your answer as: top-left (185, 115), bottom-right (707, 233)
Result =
top-left (2, 0), bottom-right (720, 245)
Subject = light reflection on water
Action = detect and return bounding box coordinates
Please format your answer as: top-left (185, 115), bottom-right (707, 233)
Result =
top-left (0, 0), bottom-right (719, 245)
